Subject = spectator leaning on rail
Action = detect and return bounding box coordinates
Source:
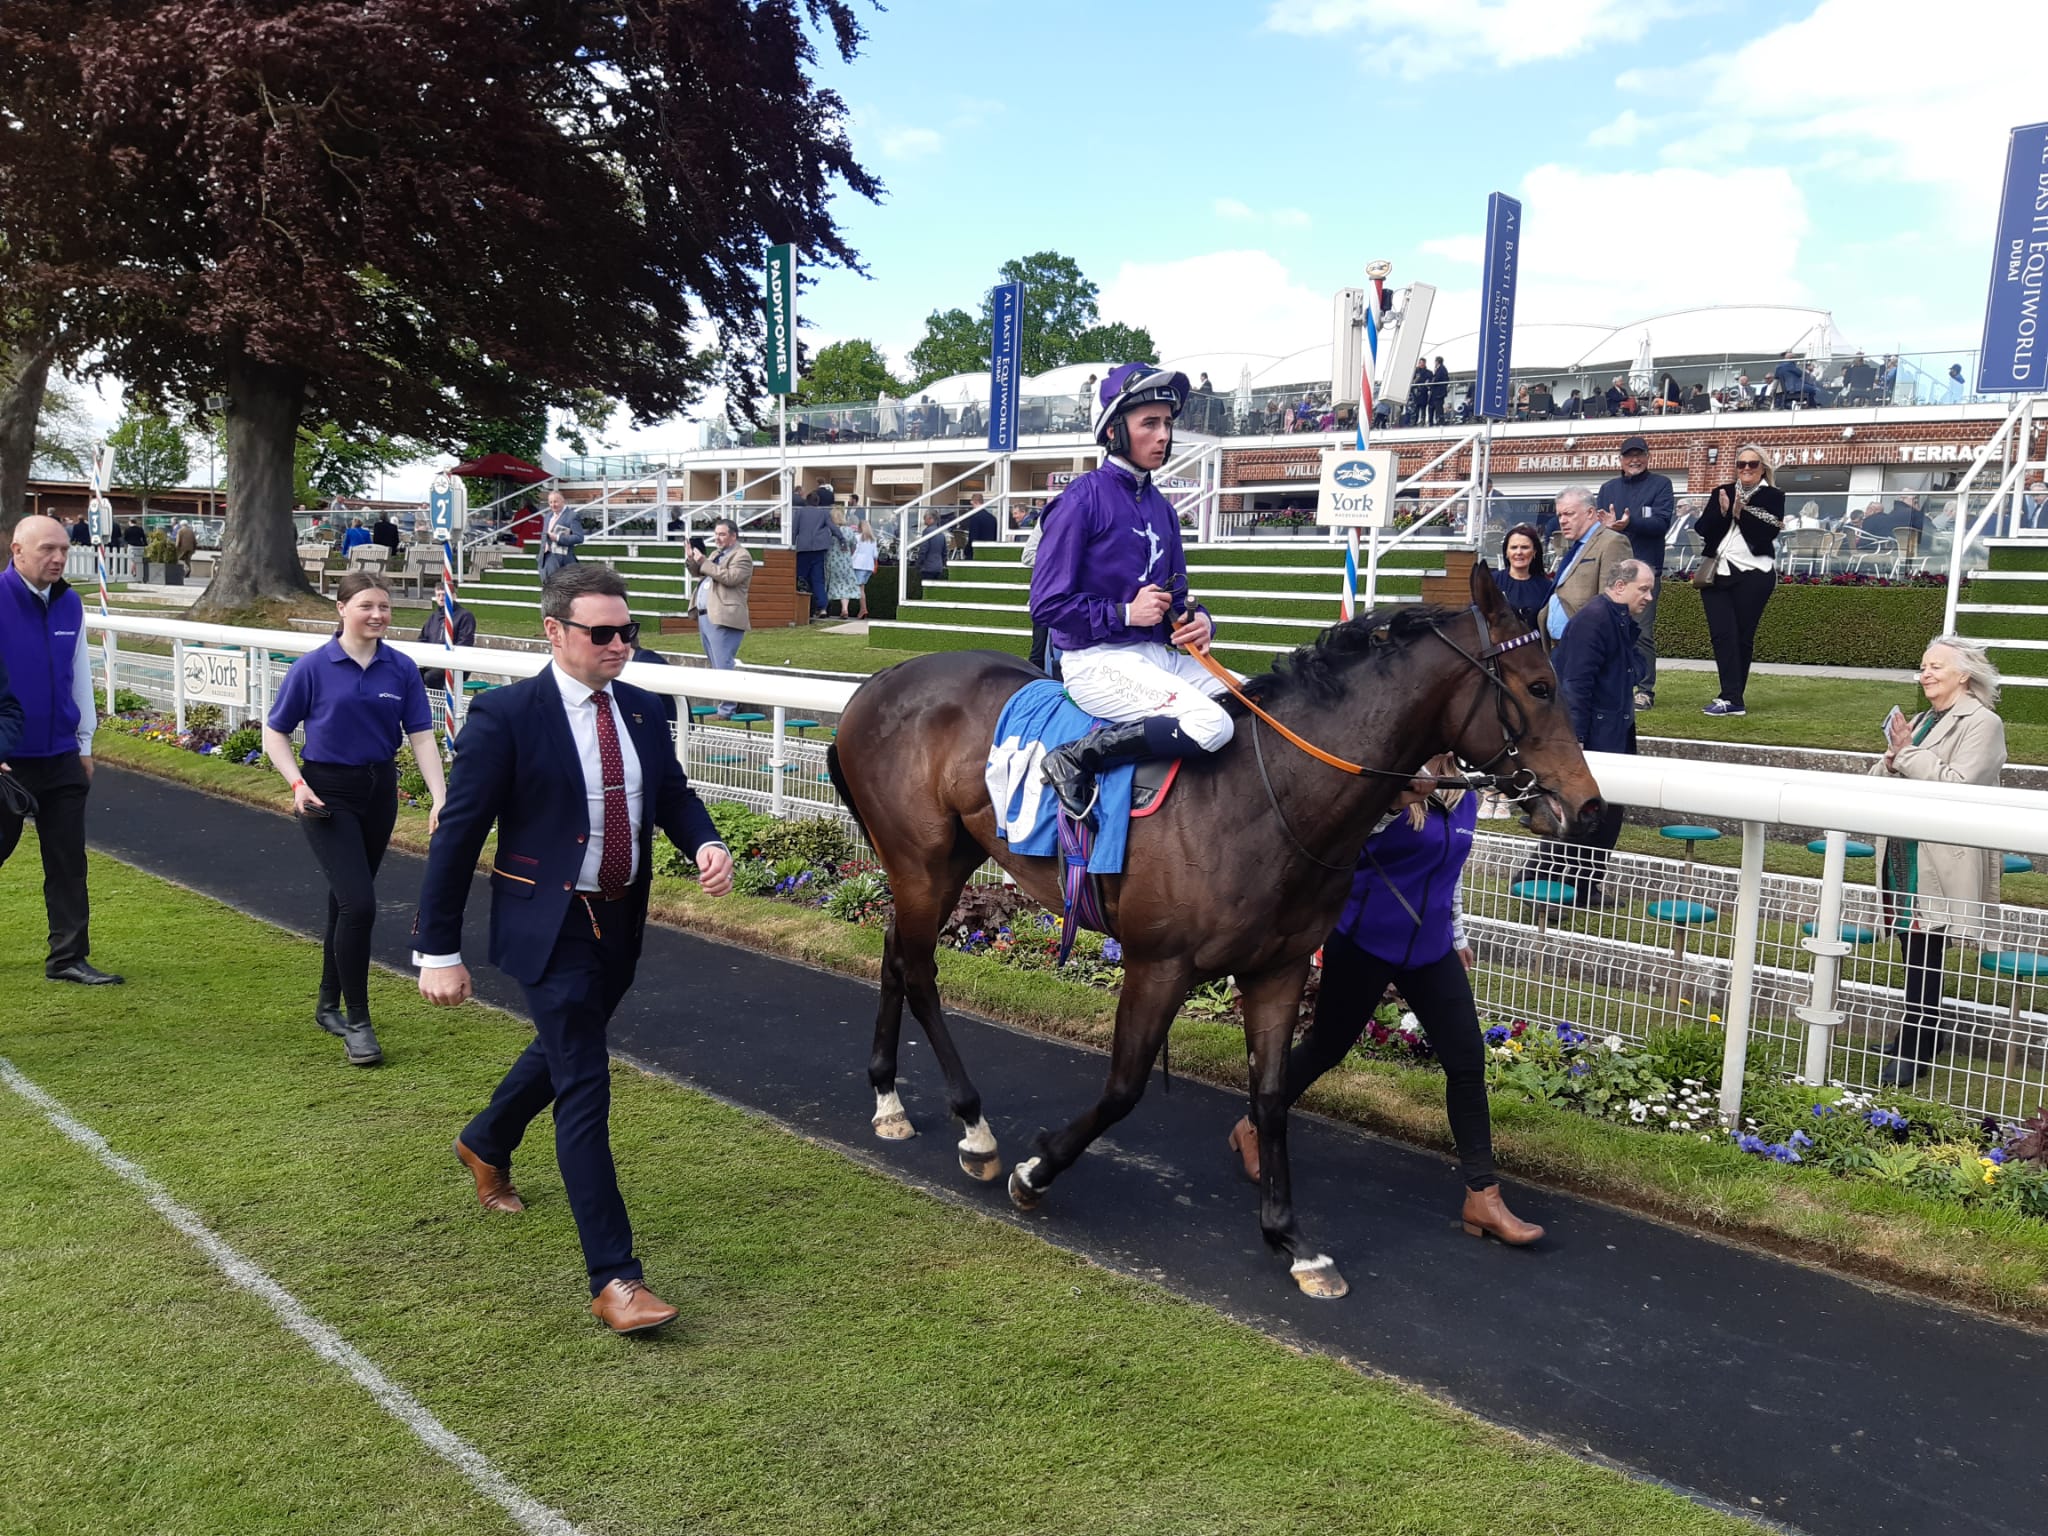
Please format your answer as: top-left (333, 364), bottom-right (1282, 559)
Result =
top-left (1866, 637), bottom-right (2006, 1088)
top-left (1597, 435), bottom-right (1676, 710)
top-left (685, 517), bottom-right (752, 719)
top-left (1541, 487), bottom-right (1631, 642)
top-left (416, 594), bottom-right (477, 694)
top-left (1695, 444), bottom-right (1786, 718)
top-left (1030, 364), bottom-right (1231, 825)
top-left (0, 515), bottom-right (120, 984)
top-left (1548, 559), bottom-right (1654, 908)
top-left (1223, 754), bottom-right (1545, 1247)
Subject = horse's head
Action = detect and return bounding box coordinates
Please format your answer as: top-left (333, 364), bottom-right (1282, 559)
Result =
top-left (1437, 561), bottom-right (1605, 840)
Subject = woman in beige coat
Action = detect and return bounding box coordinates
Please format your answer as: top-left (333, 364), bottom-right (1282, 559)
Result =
top-left (685, 516), bottom-right (752, 720)
top-left (1869, 636), bottom-right (2007, 1087)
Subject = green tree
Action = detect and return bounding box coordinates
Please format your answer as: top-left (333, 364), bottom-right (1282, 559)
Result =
top-left (903, 252), bottom-right (1161, 389)
top-left (0, 1), bottom-right (877, 612)
top-left (294, 424), bottom-right (420, 505)
top-left (796, 339), bottom-right (905, 405)
top-left (32, 375), bottom-right (96, 479)
top-left (106, 405), bottom-right (190, 511)
top-left (906, 308), bottom-right (986, 389)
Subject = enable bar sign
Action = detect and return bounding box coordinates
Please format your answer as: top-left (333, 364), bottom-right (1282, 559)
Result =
top-left (1977, 121), bottom-right (2048, 394)
top-left (988, 280), bottom-right (1023, 453)
top-left (764, 242), bottom-right (798, 395)
top-left (1475, 192), bottom-right (1522, 419)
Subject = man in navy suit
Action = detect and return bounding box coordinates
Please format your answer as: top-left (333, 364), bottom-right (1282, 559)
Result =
top-left (412, 563), bottom-right (734, 1334)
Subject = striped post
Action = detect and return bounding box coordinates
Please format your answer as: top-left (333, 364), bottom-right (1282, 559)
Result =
top-left (1342, 276), bottom-right (1387, 621)
top-left (88, 444), bottom-right (118, 705)
top-left (438, 538), bottom-right (460, 745)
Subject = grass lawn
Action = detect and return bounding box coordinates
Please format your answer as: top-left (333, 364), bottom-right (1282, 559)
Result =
top-left (81, 737), bottom-right (2048, 1324)
top-left (0, 844), bottom-right (1754, 1536)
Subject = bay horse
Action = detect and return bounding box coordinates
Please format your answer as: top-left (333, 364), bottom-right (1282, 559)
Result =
top-left (824, 562), bottom-right (1602, 1298)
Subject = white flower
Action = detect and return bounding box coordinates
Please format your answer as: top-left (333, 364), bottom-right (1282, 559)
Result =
top-left (1605, 1034), bottom-right (1625, 1053)
top-left (1628, 1099), bottom-right (1648, 1123)
top-left (1669, 1120), bottom-right (1685, 1130)
top-left (1399, 1011), bottom-right (1420, 1033)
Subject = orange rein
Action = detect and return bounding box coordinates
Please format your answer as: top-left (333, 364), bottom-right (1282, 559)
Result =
top-left (1181, 642), bottom-right (1371, 776)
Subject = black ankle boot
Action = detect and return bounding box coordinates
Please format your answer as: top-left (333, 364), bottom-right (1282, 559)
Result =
top-left (1041, 720), bottom-right (1154, 822)
top-left (340, 1017), bottom-right (383, 1067)
top-left (315, 998), bottom-right (347, 1038)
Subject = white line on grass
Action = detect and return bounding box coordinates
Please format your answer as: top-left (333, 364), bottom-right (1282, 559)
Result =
top-left (0, 1056), bottom-right (591, 1536)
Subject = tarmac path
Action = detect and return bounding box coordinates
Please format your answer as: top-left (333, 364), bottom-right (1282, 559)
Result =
top-left (82, 764), bottom-right (2046, 1536)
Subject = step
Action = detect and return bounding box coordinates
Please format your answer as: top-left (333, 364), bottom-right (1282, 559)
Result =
top-left (1952, 603), bottom-right (2048, 615)
top-left (1985, 542), bottom-right (2048, 572)
top-left (1951, 612), bottom-right (2048, 641)
top-left (898, 603), bottom-right (1341, 651)
top-left (870, 619), bottom-right (1295, 668)
top-left (921, 581), bottom-right (1413, 610)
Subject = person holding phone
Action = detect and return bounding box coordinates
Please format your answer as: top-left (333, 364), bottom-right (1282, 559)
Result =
top-left (686, 517), bottom-right (752, 719)
top-left (1694, 444), bottom-right (1786, 717)
top-left (1867, 638), bottom-right (2007, 1087)
top-left (264, 572), bottom-right (447, 1067)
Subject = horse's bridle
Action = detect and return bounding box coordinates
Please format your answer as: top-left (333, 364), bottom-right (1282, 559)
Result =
top-left (1191, 606), bottom-right (1552, 872)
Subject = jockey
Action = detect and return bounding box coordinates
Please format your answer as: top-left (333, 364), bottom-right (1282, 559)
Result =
top-left (1031, 362), bottom-right (1233, 822)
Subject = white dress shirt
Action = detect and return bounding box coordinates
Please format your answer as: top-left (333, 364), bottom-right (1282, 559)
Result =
top-left (27, 580), bottom-right (99, 757)
top-left (551, 662), bottom-right (644, 892)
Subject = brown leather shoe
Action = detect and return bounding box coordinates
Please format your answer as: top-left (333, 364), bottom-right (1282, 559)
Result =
top-left (590, 1277), bottom-right (679, 1335)
top-left (1227, 1116), bottom-right (1261, 1183)
top-left (1460, 1183), bottom-right (1545, 1246)
top-left (453, 1137), bottom-right (524, 1214)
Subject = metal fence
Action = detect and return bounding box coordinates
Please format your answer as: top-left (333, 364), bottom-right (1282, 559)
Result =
top-left (87, 613), bottom-right (2048, 1130)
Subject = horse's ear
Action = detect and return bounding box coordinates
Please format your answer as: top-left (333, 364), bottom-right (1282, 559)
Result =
top-left (1470, 557), bottom-right (1507, 624)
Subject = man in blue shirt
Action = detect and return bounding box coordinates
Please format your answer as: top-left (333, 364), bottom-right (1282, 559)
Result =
top-left (0, 515), bottom-right (119, 983)
top-left (1030, 365), bottom-right (1226, 822)
top-left (1597, 435), bottom-right (1676, 708)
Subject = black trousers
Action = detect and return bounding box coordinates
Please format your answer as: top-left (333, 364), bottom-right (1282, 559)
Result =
top-left (298, 759), bottom-right (398, 1022)
top-left (1890, 929), bottom-right (1950, 1065)
top-left (0, 751), bottom-right (93, 972)
top-left (1528, 797), bottom-right (1627, 901)
top-left (1028, 620), bottom-right (1055, 677)
top-left (1283, 933), bottom-right (1496, 1189)
top-left (1634, 586), bottom-right (1660, 698)
top-left (464, 895), bottom-right (641, 1295)
top-left (1701, 567), bottom-right (1775, 708)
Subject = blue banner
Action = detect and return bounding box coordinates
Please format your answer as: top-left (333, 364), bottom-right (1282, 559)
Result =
top-left (1476, 192), bottom-right (1522, 419)
top-left (1977, 121), bottom-right (2048, 394)
top-left (988, 280), bottom-right (1023, 454)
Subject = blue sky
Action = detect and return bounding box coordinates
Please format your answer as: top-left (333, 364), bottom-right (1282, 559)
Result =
top-left (774, 0), bottom-right (2041, 394)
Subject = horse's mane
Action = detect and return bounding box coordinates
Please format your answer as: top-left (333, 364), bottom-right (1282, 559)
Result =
top-left (1235, 604), bottom-right (1465, 711)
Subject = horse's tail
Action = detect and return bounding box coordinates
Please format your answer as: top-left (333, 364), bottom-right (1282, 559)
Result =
top-left (824, 741), bottom-right (871, 843)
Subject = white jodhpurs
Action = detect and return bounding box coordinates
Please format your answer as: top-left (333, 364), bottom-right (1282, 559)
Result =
top-left (1059, 642), bottom-right (1238, 751)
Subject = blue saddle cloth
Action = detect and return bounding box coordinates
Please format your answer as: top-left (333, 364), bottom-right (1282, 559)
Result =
top-left (985, 678), bottom-right (1132, 875)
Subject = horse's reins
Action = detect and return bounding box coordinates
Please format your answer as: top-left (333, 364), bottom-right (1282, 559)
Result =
top-left (1181, 603), bottom-right (1549, 873)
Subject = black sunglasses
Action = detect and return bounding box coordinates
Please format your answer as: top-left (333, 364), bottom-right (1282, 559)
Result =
top-left (559, 618), bottom-right (642, 646)
top-left (1735, 459), bottom-right (1765, 469)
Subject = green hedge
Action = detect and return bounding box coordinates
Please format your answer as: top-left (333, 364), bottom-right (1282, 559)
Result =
top-left (1655, 581), bottom-right (1946, 669)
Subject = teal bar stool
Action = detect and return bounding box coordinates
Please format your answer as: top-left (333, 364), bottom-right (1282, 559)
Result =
top-left (1651, 826), bottom-right (1723, 1007)
top-left (2003, 854), bottom-right (2034, 875)
top-left (1801, 919), bottom-right (1878, 944)
top-left (785, 717), bottom-right (831, 782)
top-left (1801, 835), bottom-right (1877, 947)
top-left (1510, 878), bottom-right (1577, 938)
top-left (1806, 837), bottom-right (1876, 859)
top-left (1980, 950), bottom-right (2046, 1071)
top-left (688, 703), bottom-right (720, 723)
top-left (730, 711), bottom-right (766, 729)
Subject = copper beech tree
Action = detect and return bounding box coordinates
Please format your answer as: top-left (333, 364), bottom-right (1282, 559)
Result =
top-left (0, 0), bottom-right (876, 609)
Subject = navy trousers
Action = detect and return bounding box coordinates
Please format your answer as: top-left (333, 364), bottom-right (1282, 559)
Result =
top-left (463, 895), bottom-right (641, 1295)
top-left (794, 548), bottom-right (828, 615)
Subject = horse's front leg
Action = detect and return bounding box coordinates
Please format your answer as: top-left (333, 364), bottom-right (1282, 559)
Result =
top-left (1008, 957), bottom-right (1191, 1208)
top-left (1242, 959), bottom-right (1348, 1299)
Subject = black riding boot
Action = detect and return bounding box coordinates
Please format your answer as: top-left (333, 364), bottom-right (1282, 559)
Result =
top-left (1041, 717), bottom-right (1205, 823)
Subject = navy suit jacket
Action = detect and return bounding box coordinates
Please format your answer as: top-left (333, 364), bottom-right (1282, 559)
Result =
top-left (412, 669), bottom-right (720, 986)
top-left (1553, 594), bottom-right (1644, 755)
top-left (0, 652), bottom-right (23, 762)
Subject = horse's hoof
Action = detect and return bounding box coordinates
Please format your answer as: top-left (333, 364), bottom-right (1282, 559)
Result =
top-left (1008, 1157), bottom-right (1044, 1210)
top-left (872, 1090), bottom-right (915, 1141)
top-left (960, 1150), bottom-right (1004, 1182)
top-left (1290, 1254), bottom-right (1349, 1300)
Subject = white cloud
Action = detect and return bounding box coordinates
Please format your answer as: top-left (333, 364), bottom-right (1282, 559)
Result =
top-left (1640, 0), bottom-right (2045, 212)
top-left (1419, 234), bottom-right (1483, 265)
top-left (1266, 0), bottom-right (1684, 78)
top-left (1212, 197), bottom-right (1311, 230)
top-left (1097, 249), bottom-right (1330, 360)
top-left (877, 124), bottom-right (943, 160)
top-left (1587, 108), bottom-right (1645, 148)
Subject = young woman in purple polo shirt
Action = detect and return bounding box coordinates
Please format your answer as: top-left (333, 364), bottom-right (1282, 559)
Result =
top-left (1225, 757), bottom-right (1545, 1246)
top-left (263, 572), bottom-right (446, 1066)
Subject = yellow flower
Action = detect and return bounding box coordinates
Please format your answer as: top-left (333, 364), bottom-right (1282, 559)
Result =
top-left (1508, 1038), bottom-right (1524, 1053)
top-left (1709, 1013), bottom-right (1722, 1024)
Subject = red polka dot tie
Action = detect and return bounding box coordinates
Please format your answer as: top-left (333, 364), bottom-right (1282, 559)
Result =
top-left (590, 691), bottom-right (631, 901)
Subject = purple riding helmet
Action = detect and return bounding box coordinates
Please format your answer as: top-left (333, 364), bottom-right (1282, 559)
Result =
top-left (1092, 363), bottom-right (1189, 460)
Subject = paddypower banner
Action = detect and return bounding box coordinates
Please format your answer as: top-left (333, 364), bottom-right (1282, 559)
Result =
top-left (1977, 121), bottom-right (2048, 394)
top-left (764, 242), bottom-right (798, 395)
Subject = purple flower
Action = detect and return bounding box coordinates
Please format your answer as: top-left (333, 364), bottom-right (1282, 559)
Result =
top-left (1556, 1026), bottom-right (1587, 1047)
top-left (1811, 1103), bottom-right (1832, 1117)
top-left (1987, 1147), bottom-right (2009, 1165)
top-left (1484, 1025), bottom-right (1511, 1045)
top-left (1789, 1130), bottom-right (1812, 1148)
top-left (1101, 938), bottom-right (1123, 963)
top-left (1568, 1060), bottom-right (1589, 1077)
